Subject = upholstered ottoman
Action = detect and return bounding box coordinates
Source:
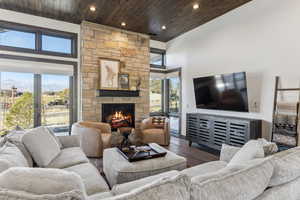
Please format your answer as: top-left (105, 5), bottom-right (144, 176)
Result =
top-left (103, 143), bottom-right (187, 187)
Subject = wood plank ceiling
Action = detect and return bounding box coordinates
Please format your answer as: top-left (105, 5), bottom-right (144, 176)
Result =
top-left (0, 0), bottom-right (252, 42)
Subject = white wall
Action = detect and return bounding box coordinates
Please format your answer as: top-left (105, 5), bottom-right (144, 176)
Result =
top-left (150, 40), bottom-right (167, 50)
top-left (166, 0), bottom-right (300, 138)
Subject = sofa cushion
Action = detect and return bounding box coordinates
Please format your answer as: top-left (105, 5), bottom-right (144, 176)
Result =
top-left (228, 140), bottom-right (264, 166)
top-left (255, 176), bottom-right (300, 200)
top-left (64, 163), bottom-right (109, 196)
top-left (190, 158), bottom-right (273, 200)
top-left (0, 167), bottom-right (86, 199)
top-left (181, 161), bottom-right (227, 178)
top-left (106, 174), bottom-right (190, 200)
top-left (112, 170), bottom-right (180, 195)
top-left (22, 126), bottom-right (61, 167)
top-left (88, 192), bottom-right (113, 200)
top-left (0, 142), bottom-right (29, 173)
top-left (268, 146), bottom-right (300, 187)
top-left (47, 147), bottom-right (88, 169)
top-left (0, 189), bottom-right (84, 200)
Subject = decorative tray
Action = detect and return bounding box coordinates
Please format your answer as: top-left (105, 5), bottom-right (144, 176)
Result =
top-left (117, 144), bottom-right (167, 162)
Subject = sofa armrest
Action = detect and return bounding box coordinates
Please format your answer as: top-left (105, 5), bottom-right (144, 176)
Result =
top-left (57, 135), bottom-right (81, 148)
top-left (219, 144), bottom-right (241, 162)
top-left (111, 170), bottom-right (180, 195)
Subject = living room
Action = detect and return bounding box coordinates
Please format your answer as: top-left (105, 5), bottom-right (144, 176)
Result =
top-left (0, 0), bottom-right (300, 200)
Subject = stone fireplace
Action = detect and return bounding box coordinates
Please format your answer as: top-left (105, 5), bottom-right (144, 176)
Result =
top-left (102, 103), bottom-right (135, 131)
top-left (80, 21), bottom-right (150, 133)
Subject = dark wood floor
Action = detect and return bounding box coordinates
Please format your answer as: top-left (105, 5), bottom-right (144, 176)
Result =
top-left (90, 136), bottom-right (219, 173)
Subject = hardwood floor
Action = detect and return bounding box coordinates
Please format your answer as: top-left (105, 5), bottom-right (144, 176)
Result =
top-left (89, 136), bottom-right (219, 173)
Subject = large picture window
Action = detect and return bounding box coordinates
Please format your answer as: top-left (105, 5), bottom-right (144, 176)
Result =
top-left (0, 56), bottom-right (77, 136)
top-left (0, 21), bottom-right (77, 58)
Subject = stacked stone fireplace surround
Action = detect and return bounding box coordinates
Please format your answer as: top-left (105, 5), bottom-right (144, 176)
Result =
top-left (80, 21), bottom-right (150, 135)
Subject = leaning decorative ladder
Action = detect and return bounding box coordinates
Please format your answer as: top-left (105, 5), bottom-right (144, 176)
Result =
top-left (272, 76), bottom-right (300, 150)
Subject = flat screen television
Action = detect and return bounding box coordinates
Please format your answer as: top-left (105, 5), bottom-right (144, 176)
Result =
top-left (193, 72), bottom-right (249, 112)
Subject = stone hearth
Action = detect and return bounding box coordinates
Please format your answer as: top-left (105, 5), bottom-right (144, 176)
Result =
top-left (80, 21), bottom-right (150, 133)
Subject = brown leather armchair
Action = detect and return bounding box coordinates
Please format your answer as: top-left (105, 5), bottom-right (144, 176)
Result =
top-left (140, 117), bottom-right (170, 146)
top-left (71, 121), bottom-right (112, 158)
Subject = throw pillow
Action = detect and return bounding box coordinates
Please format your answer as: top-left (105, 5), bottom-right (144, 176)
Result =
top-left (47, 127), bottom-right (63, 149)
top-left (152, 117), bottom-right (165, 128)
top-left (268, 146), bottom-right (300, 186)
top-left (0, 142), bottom-right (29, 173)
top-left (228, 140), bottom-right (264, 166)
top-left (22, 126), bottom-right (61, 167)
top-left (0, 167), bottom-right (86, 200)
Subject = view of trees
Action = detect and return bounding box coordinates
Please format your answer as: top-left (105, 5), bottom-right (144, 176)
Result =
top-left (0, 88), bottom-right (69, 135)
top-left (5, 92), bottom-right (33, 129)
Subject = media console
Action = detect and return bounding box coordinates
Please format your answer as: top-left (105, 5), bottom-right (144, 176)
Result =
top-left (186, 113), bottom-right (262, 150)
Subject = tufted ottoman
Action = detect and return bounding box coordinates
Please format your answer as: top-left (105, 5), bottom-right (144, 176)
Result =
top-left (103, 143), bottom-right (187, 187)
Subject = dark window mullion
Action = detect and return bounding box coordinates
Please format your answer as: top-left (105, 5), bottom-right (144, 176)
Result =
top-left (36, 31), bottom-right (42, 51)
top-left (33, 74), bottom-right (42, 127)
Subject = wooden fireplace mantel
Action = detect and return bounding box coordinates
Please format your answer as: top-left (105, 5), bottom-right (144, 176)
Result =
top-left (97, 89), bottom-right (140, 97)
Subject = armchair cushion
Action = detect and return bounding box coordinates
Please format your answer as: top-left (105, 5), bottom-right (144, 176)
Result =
top-left (79, 121), bottom-right (111, 134)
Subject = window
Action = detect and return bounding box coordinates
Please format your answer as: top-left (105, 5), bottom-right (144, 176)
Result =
top-left (0, 29), bottom-right (35, 49)
top-left (150, 79), bottom-right (163, 113)
top-left (150, 48), bottom-right (165, 68)
top-left (41, 74), bottom-right (70, 135)
top-left (42, 35), bottom-right (72, 54)
top-left (0, 72), bottom-right (34, 135)
top-left (0, 21), bottom-right (77, 57)
top-left (150, 52), bottom-right (163, 66)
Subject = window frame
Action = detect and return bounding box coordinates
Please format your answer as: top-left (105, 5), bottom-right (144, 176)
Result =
top-left (0, 20), bottom-right (77, 58)
top-left (150, 48), bottom-right (166, 69)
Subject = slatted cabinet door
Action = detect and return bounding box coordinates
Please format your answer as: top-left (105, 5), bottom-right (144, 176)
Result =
top-left (228, 121), bottom-right (249, 147)
top-left (212, 119), bottom-right (228, 150)
top-left (186, 114), bottom-right (200, 144)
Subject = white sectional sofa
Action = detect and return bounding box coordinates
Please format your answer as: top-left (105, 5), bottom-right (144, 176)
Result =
top-left (0, 126), bottom-right (300, 200)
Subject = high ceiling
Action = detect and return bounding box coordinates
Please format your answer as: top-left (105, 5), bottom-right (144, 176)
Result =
top-left (0, 0), bottom-right (252, 42)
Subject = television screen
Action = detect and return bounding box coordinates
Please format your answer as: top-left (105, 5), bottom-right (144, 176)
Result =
top-left (193, 72), bottom-right (249, 112)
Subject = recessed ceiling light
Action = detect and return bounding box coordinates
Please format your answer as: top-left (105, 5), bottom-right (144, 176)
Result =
top-left (121, 22), bottom-right (126, 27)
top-left (162, 25), bottom-right (166, 30)
top-left (90, 5), bottom-right (96, 12)
top-left (193, 3), bottom-right (199, 10)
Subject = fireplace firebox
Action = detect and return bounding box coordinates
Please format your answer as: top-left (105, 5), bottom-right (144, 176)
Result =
top-left (102, 103), bottom-right (135, 131)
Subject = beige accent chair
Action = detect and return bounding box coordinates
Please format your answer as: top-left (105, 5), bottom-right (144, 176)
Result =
top-left (140, 117), bottom-right (170, 146)
top-left (71, 121), bottom-right (112, 158)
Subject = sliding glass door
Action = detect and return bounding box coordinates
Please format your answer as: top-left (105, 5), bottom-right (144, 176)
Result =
top-left (0, 71), bottom-right (73, 136)
top-left (41, 74), bottom-right (71, 135)
top-left (0, 72), bottom-right (34, 134)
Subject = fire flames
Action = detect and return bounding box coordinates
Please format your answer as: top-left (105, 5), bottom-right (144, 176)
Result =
top-left (111, 111), bottom-right (132, 128)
